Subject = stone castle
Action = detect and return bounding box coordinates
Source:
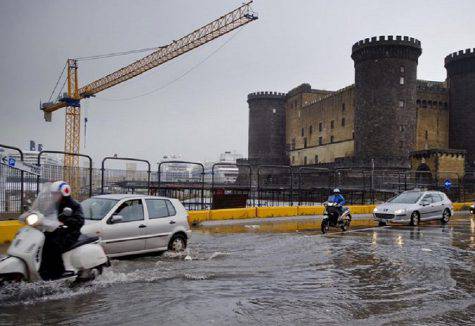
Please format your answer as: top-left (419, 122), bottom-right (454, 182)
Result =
top-left (245, 35), bottom-right (475, 177)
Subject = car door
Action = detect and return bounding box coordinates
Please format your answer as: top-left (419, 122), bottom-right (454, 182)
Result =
top-left (418, 194), bottom-right (434, 221)
top-left (101, 199), bottom-right (147, 255)
top-left (430, 193), bottom-right (446, 220)
top-left (144, 199), bottom-right (176, 250)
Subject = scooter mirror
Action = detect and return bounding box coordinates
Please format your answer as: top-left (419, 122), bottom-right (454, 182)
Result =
top-left (63, 207), bottom-right (73, 217)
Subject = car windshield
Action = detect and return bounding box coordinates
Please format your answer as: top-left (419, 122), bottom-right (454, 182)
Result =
top-left (81, 198), bottom-right (118, 220)
top-left (389, 192), bottom-right (422, 204)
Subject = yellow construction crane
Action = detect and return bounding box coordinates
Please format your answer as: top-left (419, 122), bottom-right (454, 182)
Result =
top-left (41, 2), bottom-right (257, 188)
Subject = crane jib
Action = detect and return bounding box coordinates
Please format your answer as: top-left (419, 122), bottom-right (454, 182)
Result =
top-left (41, 1), bottom-right (257, 115)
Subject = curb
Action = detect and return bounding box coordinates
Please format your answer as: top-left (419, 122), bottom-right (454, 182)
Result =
top-left (1, 203), bottom-right (472, 243)
top-left (188, 203), bottom-right (473, 225)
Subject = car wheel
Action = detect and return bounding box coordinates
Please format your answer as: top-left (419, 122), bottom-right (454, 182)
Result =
top-left (168, 233), bottom-right (187, 252)
top-left (410, 212), bottom-right (419, 227)
top-left (441, 209), bottom-right (451, 224)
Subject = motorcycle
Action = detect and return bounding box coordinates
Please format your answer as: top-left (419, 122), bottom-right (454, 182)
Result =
top-left (321, 202), bottom-right (352, 234)
top-left (0, 185), bottom-right (109, 285)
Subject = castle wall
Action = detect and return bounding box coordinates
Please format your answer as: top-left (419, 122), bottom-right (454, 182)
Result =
top-left (415, 80), bottom-right (449, 150)
top-left (286, 85), bottom-right (355, 165)
top-left (290, 140), bottom-right (355, 165)
top-left (445, 48), bottom-right (475, 167)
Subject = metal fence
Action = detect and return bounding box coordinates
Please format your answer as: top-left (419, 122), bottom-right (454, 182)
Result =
top-left (1, 144), bottom-right (474, 218)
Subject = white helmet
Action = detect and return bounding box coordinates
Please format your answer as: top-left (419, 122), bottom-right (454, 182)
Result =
top-left (333, 188), bottom-right (341, 194)
top-left (50, 181), bottom-right (72, 197)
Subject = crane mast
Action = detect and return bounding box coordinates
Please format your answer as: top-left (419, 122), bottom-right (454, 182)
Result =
top-left (40, 2), bottom-right (257, 190)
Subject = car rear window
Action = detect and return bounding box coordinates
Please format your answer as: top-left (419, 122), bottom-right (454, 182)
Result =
top-left (146, 199), bottom-right (176, 219)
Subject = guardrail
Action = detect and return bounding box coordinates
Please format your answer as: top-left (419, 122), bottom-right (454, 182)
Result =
top-left (1, 143), bottom-right (474, 217)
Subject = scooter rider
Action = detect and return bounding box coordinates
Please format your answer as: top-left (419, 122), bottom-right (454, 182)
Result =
top-left (328, 188), bottom-right (347, 215)
top-left (39, 181), bottom-right (85, 280)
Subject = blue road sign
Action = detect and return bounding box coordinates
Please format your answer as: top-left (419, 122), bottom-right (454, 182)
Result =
top-left (8, 157), bottom-right (15, 167)
top-left (444, 179), bottom-right (452, 190)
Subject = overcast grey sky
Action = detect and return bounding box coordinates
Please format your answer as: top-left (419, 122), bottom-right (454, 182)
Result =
top-left (0, 0), bottom-right (474, 167)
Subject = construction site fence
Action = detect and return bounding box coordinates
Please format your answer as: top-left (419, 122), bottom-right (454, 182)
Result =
top-left (0, 145), bottom-right (474, 216)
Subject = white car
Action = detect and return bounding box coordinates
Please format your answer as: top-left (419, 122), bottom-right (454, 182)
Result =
top-left (373, 190), bottom-right (453, 226)
top-left (80, 194), bottom-right (191, 258)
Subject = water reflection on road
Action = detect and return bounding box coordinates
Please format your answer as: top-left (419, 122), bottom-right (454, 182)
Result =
top-left (0, 217), bottom-right (474, 325)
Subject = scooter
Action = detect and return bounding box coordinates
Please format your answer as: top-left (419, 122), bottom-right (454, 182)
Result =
top-left (0, 186), bottom-right (109, 285)
top-left (321, 202), bottom-right (352, 234)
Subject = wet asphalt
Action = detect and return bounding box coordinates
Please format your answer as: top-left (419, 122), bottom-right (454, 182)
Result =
top-left (0, 215), bottom-right (474, 325)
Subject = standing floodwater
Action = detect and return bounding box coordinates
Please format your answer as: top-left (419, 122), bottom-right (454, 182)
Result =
top-left (0, 218), bottom-right (474, 325)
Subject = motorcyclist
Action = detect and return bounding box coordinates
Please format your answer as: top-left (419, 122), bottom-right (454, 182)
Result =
top-left (327, 188), bottom-right (347, 216)
top-left (39, 181), bottom-right (85, 280)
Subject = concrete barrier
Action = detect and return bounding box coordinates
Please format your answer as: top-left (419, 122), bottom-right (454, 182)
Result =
top-left (257, 206), bottom-right (298, 218)
top-left (209, 207), bottom-right (256, 220)
top-left (1, 202), bottom-right (472, 243)
top-left (453, 202), bottom-right (473, 211)
top-left (188, 210), bottom-right (210, 225)
top-left (297, 206), bottom-right (324, 216)
top-left (0, 221), bottom-right (24, 244)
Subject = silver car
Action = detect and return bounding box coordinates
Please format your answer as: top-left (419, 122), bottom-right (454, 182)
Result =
top-left (80, 194), bottom-right (191, 258)
top-left (373, 190), bottom-right (453, 226)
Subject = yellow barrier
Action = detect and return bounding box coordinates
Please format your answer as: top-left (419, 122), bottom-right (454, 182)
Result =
top-left (348, 205), bottom-right (376, 214)
top-left (0, 221), bottom-right (24, 244)
top-left (297, 206), bottom-right (324, 216)
top-left (256, 206), bottom-right (298, 218)
top-left (0, 202), bottom-right (472, 243)
top-left (209, 207), bottom-right (256, 221)
top-left (453, 202), bottom-right (473, 211)
top-left (188, 210), bottom-right (210, 225)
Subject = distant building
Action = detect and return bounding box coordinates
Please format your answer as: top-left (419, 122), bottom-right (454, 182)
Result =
top-left (192, 151), bottom-right (243, 184)
top-left (159, 155), bottom-right (195, 182)
top-left (8, 150), bottom-right (63, 166)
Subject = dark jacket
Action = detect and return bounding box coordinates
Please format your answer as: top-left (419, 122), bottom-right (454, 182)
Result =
top-left (57, 196), bottom-right (85, 237)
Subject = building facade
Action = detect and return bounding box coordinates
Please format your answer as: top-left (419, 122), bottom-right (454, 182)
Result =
top-left (246, 36), bottom-right (474, 175)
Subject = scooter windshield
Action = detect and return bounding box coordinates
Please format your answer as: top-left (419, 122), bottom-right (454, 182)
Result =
top-left (29, 182), bottom-right (58, 218)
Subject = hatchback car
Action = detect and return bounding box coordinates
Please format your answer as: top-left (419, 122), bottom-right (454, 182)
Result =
top-left (373, 190), bottom-right (453, 226)
top-left (80, 194), bottom-right (191, 258)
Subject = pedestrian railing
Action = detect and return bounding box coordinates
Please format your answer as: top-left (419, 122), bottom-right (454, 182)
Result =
top-left (1, 142), bottom-right (474, 218)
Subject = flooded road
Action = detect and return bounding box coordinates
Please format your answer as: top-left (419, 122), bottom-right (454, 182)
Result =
top-left (1, 217), bottom-right (474, 325)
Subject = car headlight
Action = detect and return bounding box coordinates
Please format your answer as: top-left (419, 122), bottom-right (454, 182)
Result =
top-left (26, 214), bottom-right (39, 225)
top-left (373, 207), bottom-right (378, 213)
top-left (394, 209), bottom-right (406, 215)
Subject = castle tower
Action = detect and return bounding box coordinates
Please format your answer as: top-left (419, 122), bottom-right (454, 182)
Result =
top-left (351, 36), bottom-right (422, 160)
top-left (247, 91), bottom-right (287, 165)
top-left (445, 48), bottom-right (475, 167)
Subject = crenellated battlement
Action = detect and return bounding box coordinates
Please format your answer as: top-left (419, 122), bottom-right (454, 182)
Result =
top-left (301, 85), bottom-right (355, 109)
top-left (445, 48), bottom-right (475, 66)
top-left (352, 35), bottom-right (421, 54)
top-left (247, 91), bottom-right (286, 101)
